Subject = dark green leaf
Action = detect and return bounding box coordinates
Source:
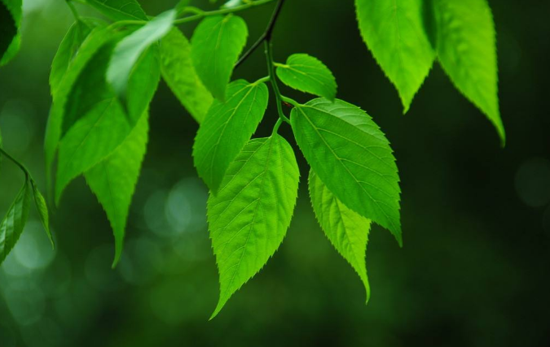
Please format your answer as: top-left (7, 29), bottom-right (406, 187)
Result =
top-left (433, 0), bottom-right (504, 143)
top-left (0, 0), bottom-right (22, 66)
top-left (309, 170), bottom-right (371, 302)
top-left (191, 15), bottom-right (248, 101)
top-left (193, 79), bottom-right (269, 192)
top-left (160, 28), bottom-right (213, 122)
top-left (355, 0), bottom-right (435, 112)
top-left (291, 98), bottom-right (402, 244)
top-left (0, 179), bottom-right (31, 264)
top-left (84, 0), bottom-right (148, 21)
top-left (208, 135), bottom-right (300, 318)
top-left (85, 112), bottom-right (148, 266)
top-left (276, 54), bottom-right (337, 100)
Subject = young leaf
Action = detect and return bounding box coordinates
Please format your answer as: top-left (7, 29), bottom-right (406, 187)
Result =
top-left (309, 170), bottom-right (371, 302)
top-left (355, 0), bottom-right (435, 113)
top-left (276, 54), bottom-right (337, 101)
top-left (30, 181), bottom-right (54, 248)
top-left (208, 135), bottom-right (300, 318)
top-left (291, 98), bottom-right (402, 245)
top-left (107, 9), bottom-right (175, 102)
top-left (85, 112), bottom-right (148, 266)
top-left (0, 179), bottom-right (31, 264)
top-left (83, 0), bottom-right (148, 21)
top-left (50, 21), bottom-right (95, 96)
top-left (433, 0), bottom-right (505, 143)
top-left (191, 15), bottom-right (248, 101)
top-left (0, 0), bottom-right (22, 66)
top-left (193, 80), bottom-right (269, 193)
top-left (160, 28), bottom-right (213, 123)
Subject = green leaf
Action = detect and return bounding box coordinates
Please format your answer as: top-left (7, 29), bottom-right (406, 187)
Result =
top-left (0, 0), bottom-right (22, 66)
top-left (433, 0), bottom-right (505, 143)
top-left (107, 10), bottom-right (175, 102)
top-left (191, 15), bottom-right (248, 101)
top-left (309, 170), bottom-right (371, 302)
top-left (290, 98), bottom-right (402, 244)
top-left (31, 181), bottom-right (54, 248)
top-left (355, 0), bottom-right (435, 113)
top-left (193, 79), bottom-right (269, 193)
top-left (50, 21), bottom-right (95, 96)
top-left (0, 179), bottom-right (31, 264)
top-left (276, 54), bottom-right (337, 100)
top-left (83, 0), bottom-right (148, 21)
top-left (85, 112), bottom-right (148, 266)
top-left (160, 28), bottom-right (213, 123)
top-left (208, 135), bottom-right (300, 318)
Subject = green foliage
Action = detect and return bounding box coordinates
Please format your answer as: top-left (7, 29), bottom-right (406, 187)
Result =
top-left (193, 79), bottom-right (269, 193)
top-left (291, 98), bottom-right (402, 245)
top-left (0, 179), bottom-right (31, 263)
top-left (433, 0), bottom-right (504, 143)
top-left (160, 28), bottom-right (213, 123)
top-left (276, 53), bottom-right (337, 101)
top-left (207, 136), bottom-right (300, 318)
top-left (31, 181), bottom-right (54, 248)
top-left (355, 0), bottom-right (435, 113)
top-left (83, 0), bottom-right (148, 21)
top-left (309, 170), bottom-right (371, 302)
top-left (0, 0), bottom-right (21, 66)
top-left (191, 15), bottom-right (248, 100)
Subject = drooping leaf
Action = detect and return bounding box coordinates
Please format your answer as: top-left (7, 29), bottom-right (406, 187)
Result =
top-left (85, 112), bottom-right (148, 266)
top-left (208, 135), bottom-right (300, 318)
top-left (291, 98), bottom-right (402, 244)
top-left (193, 80), bottom-right (269, 193)
top-left (276, 54), bottom-right (337, 100)
top-left (50, 21), bottom-right (95, 96)
top-left (355, 0), bottom-right (435, 113)
top-left (107, 9), bottom-right (175, 102)
top-left (83, 0), bottom-right (148, 21)
top-left (0, 179), bottom-right (31, 264)
top-left (191, 15), bottom-right (248, 101)
top-left (309, 170), bottom-right (371, 302)
top-left (30, 181), bottom-right (54, 248)
top-left (159, 28), bottom-right (213, 122)
top-left (0, 0), bottom-right (22, 66)
top-left (433, 0), bottom-right (505, 143)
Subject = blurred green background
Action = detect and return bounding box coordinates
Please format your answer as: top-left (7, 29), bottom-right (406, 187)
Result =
top-left (1, 0), bottom-right (549, 346)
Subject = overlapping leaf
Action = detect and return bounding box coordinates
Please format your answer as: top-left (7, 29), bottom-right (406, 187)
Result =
top-left (85, 112), bottom-right (149, 266)
top-left (160, 28), bottom-right (213, 122)
top-left (191, 15), bottom-right (248, 101)
top-left (309, 170), bottom-right (371, 302)
top-left (433, 0), bottom-right (504, 143)
top-left (0, 0), bottom-right (22, 66)
top-left (276, 54), bottom-right (337, 100)
top-left (291, 98), bottom-right (401, 244)
top-left (193, 79), bottom-right (269, 193)
top-left (208, 136), bottom-right (300, 318)
top-left (83, 0), bottom-right (148, 21)
top-left (355, 0), bottom-right (434, 112)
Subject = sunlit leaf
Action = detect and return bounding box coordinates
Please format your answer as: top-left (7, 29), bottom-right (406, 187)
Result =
top-left (31, 181), bottom-right (54, 248)
top-left (84, 0), bottom-right (148, 21)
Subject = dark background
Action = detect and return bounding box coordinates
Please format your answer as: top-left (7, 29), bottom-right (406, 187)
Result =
top-left (0, 0), bottom-right (549, 346)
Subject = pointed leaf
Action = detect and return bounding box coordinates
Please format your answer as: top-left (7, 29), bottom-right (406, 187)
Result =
top-left (433, 0), bottom-right (504, 143)
top-left (0, 180), bottom-right (31, 264)
top-left (208, 135), bottom-right (300, 318)
top-left (0, 0), bottom-right (22, 66)
top-left (30, 181), bottom-right (54, 248)
top-left (85, 112), bottom-right (148, 266)
top-left (309, 170), bottom-right (371, 302)
top-left (355, 0), bottom-right (435, 112)
top-left (276, 54), bottom-right (337, 100)
top-left (107, 9), bottom-right (175, 101)
top-left (160, 28), bottom-right (213, 122)
top-left (191, 15), bottom-right (248, 101)
top-left (291, 98), bottom-right (402, 244)
top-left (83, 0), bottom-right (148, 21)
top-left (193, 80), bottom-right (269, 192)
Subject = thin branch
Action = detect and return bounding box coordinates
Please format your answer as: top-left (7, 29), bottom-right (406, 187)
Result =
top-left (173, 0), bottom-right (276, 25)
top-left (235, 0), bottom-right (286, 69)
